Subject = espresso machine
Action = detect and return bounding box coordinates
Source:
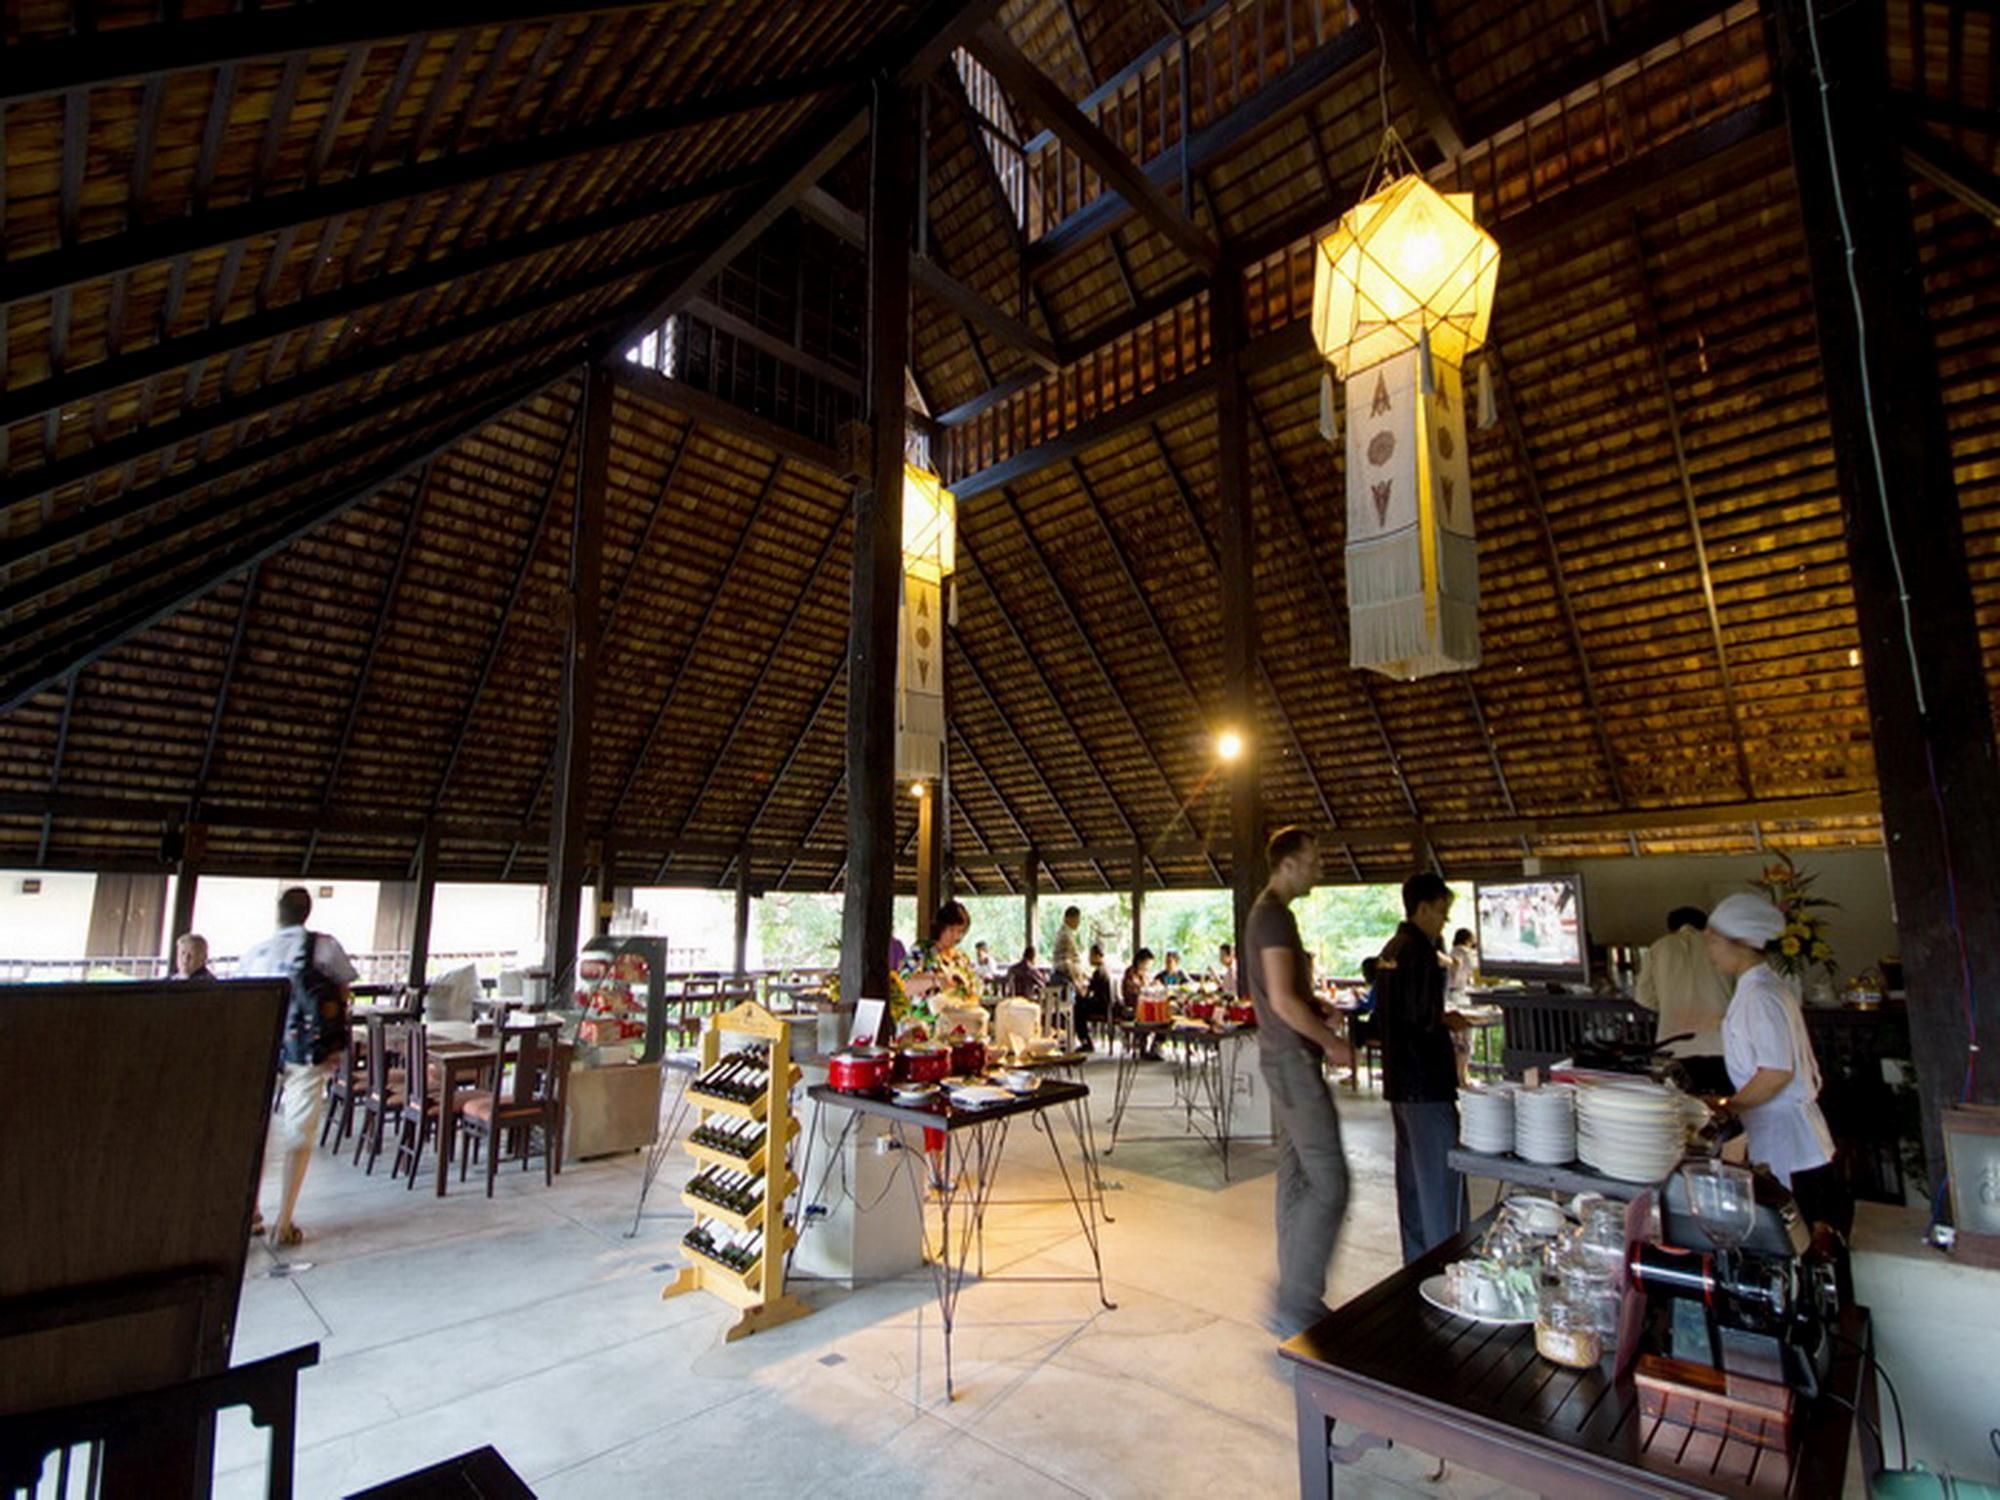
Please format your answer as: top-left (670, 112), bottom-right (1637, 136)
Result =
top-left (1629, 1161), bottom-right (1846, 1398)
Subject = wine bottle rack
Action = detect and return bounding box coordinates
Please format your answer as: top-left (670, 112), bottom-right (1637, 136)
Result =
top-left (662, 999), bottom-right (810, 1342)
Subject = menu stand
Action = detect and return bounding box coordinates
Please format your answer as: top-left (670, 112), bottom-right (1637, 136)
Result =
top-left (662, 1001), bottom-right (810, 1342)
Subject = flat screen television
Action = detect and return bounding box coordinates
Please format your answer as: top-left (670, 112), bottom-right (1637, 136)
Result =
top-left (1473, 874), bottom-right (1589, 985)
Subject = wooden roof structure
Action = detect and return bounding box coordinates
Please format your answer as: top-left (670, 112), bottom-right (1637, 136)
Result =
top-left (1, 0), bottom-right (1995, 896)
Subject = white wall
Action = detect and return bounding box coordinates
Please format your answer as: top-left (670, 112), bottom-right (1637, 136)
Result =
top-left (0, 871), bottom-right (97, 960)
top-left (192, 877), bottom-right (380, 964)
top-left (1571, 847), bottom-right (1897, 981)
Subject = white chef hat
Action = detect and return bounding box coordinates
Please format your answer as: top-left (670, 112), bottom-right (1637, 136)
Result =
top-left (1707, 893), bottom-right (1787, 948)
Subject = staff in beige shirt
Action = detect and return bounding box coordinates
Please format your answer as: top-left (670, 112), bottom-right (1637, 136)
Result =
top-left (1635, 906), bottom-right (1730, 1058)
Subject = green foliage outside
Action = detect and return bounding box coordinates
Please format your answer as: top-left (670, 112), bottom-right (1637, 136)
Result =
top-left (749, 880), bottom-right (1473, 979)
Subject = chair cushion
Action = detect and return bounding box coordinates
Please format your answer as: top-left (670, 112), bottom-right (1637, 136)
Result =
top-left (459, 1092), bottom-right (542, 1125)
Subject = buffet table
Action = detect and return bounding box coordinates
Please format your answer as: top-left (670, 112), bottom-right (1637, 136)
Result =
top-left (1105, 1021), bottom-right (1261, 1178)
top-left (804, 1080), bottom-right (1112, 1400)
top-left (1281, 1218), bottom-right (1876, 1497)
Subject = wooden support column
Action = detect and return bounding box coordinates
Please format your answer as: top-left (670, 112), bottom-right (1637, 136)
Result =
top-left (840, 77), bottom-right (913, 1026)
top-left (733, 846), bottom-right (752, 979)
top-left (1213, 275), bottom-right (1262, 960)
top-left (594, 834), bottom-right (618, 938)
top-left (543, 360), bottom-right (610, 987)
top-left (1130, 845), bottom-right (1145, 961)
top-left (1023, 848), bottom-right (1041, 955)
top-left (167, 822), bottom-right (204, 945)
top-left (1775, 0), bottom-right (2000, 1183)
top-left (915, 779), bottom-right (946, 929)
top-left (408, 822), bottom-right (438, 991)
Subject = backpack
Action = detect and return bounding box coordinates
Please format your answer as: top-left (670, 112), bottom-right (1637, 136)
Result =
top-left (282, 931), bottom-right (350, 1066)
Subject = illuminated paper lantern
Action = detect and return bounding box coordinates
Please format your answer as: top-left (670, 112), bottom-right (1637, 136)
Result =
top-left (1313, 162), bottom-right (1498, 680)
top-left (898, 464), bottom-right (955, 780)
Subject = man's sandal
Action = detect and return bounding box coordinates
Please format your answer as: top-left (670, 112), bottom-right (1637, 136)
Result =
top-left (273, 1224), bottom-right (305, 1248)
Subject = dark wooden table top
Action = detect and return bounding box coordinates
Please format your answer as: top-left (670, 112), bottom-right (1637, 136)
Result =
top-left (1281, 1220), bottom-right (1870, 1498)
top-left (807, 1078), bottom-right (1088, 1132)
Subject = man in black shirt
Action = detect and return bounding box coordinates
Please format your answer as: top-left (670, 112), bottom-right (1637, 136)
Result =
top-left (1246, 827), bottom-right (1354, 1336)
top-left (1377, 871), bottom-right (1471, 1262)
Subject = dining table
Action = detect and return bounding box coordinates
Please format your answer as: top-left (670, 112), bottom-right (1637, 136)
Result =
top-left (426, 1015), bottom-right (566, 1197)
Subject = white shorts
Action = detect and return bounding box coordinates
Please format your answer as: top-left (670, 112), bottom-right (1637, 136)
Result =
top-left (279, 1059), bottom-right (334, 1146)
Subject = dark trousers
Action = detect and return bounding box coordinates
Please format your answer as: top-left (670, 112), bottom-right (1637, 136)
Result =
top-left (1262, 1048), bottom-right (1350, 1334)
top-left (1788, 1159), bottom-right (1854, 1238)
top-left (1391, 1099), bottom-right (1466, 1264)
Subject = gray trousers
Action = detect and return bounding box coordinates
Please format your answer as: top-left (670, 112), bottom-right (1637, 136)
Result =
top-left (1261, 1047), bottom-right (1350, 1334)
top-left (1391, 1099), bottom-right (1467, 1264)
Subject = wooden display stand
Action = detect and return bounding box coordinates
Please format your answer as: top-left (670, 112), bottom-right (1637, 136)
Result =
top-left (662, 1000), bottom-right (810, 1341)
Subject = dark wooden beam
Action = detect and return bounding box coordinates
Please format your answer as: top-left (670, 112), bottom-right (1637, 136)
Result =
top-left (545, 361), bottom-right (610, 990)
top-left (797, 186), bottom-right (1059, 373)
top-left (37, 673), bottom-right (81, 867)
top-left (1900, 126), bottom-right (2000, 230)
top-left (2, 1), bottom-right (674, 103)
top-left (407, 823), bottom-right (439, 990)
top-left (1774, 0), bottom-right (2000, 1182)
top-left (0, 357), bottom-right (576, 715)
top-left (168, 822), bottom-right (205, 944)
top-left (733, 847), bottom-right (753, 978)
top-left (189, 568), bottom-right (259, 819)
top-left (969, 21), bottom-right (1219, 273)
top-left (840, 77), bottom-right (915, 1024)
top-left (686, 294), bottom-right (864, 396)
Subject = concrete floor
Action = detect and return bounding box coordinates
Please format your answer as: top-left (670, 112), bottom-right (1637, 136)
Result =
top-left (218, 1058), bottom-right (1535, 1500)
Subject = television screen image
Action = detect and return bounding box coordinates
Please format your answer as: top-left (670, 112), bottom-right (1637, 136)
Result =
top-left (1474, 877), bottom-right (1585, 977)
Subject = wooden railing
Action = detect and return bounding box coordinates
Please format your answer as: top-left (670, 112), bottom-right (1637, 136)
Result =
top-left (1017, 0), bottom-right (1361, 240)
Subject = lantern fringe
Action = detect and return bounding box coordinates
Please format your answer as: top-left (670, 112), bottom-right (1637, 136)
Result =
top-left (1476, 359), bottom-right (1497, 430)
top-left (1318, 370), bottom-right (1339, 442)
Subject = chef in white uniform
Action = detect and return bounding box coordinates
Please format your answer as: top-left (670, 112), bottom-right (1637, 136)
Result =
top-left (1703, 892), bottom-right (1848, 1235)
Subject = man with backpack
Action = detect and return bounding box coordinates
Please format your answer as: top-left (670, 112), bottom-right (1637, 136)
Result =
top-left (238, 886), bottom-right (357, 1247)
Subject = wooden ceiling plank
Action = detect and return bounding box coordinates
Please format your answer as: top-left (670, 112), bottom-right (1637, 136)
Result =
top-left (300, 468), bottom-right (432, 860)
top-left (650, 504), bottom-right (849, 878)
top-left (1901, 125), bottom-right (2000, 230)
top-left (1, 70), bottom-right (828, 308)
top-left (604, 455), bottom-right (788, 826)
top-left (307, 50), bottom-right (370, 188)
top-left (1, 1), bottom-right (674, 104)
top-left (597, 421), bottom-right (696, 644)
top-left (1627, 216), bottom-right (1757, 801)
top-left (423, 400), bottom-right (582, 820)
top-left (968, 20), bottom-right (1219, 272)
top-left (0, 356), bottom-right (583, 716)
top-left (728, 646), bottom-right (850, 876)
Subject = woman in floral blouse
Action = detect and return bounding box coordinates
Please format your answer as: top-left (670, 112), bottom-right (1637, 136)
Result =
top-left (902, 900), bottom-right (978, 1013)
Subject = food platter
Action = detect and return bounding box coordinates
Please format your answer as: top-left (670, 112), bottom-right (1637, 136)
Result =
top-left (1418, 1274), bottom-right (1536, 1326)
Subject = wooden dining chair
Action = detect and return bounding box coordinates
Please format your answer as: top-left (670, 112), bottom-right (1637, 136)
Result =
top-left (352, 1016), bottom-right (408, 1174)
top-left (455, 1025), bottom-right (569, 1197)
top-left (318, 1028), bottom-right (367, 1150)
top-left (389, 1023), bottom-right (440, 1189)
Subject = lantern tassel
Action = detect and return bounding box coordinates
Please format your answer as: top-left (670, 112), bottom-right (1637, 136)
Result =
top-left (1318, 369), bottom-right (1339, 443)
top-left (948, 578), bottom-right (958, 627)
top-left (1418, 327), bottom-right (1436, 397)
top-left (1476, 358), bottom-right (1497, 430)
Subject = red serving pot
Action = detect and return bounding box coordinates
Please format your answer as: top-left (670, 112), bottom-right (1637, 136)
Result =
top-left (1137, 996), bottom-right (1173, 1025)
top-left (1224, 1002), bottom-right (1256, 1026)
top-left (893, 1046), bottom-right (953, 1084)
top-left (949, 1038), bottom-right (987, 1076)
top-left (828, 1047), bottom-right (892, 1093)
top-left (1185, 999), bottom-right (1218, 1022)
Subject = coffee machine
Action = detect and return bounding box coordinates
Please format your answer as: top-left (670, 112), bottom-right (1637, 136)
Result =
top-left (1629, 1162), bottom-right (1845, 1398)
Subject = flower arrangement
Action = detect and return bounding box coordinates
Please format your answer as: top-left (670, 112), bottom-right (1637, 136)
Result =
top-left (1749, 850), bottom-right (1836, 982)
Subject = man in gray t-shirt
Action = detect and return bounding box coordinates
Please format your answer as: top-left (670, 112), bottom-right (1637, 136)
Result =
top-left (1246, 827), bottom-right (1354, 1337)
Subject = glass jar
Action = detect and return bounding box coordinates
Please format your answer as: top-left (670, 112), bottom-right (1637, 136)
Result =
top-left (1577, 1198), bottom-right (1627, 1272)
top-left (1535, 1272), bottom-right (1603, 1368)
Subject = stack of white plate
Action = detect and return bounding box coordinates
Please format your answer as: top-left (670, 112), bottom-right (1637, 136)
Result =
top-left (1457, 1084), bottom-right (1516, 1153)
top-left (1574, 1079), bottom-right (1690, 1182)
top-left (1513, 1085), bottom-right (1577, 1164)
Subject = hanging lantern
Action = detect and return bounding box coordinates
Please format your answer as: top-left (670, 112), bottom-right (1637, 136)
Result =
top-left (898, 463), bottom-right (955, 781)
top-left (1312, 140), bottom-right (1499, 680)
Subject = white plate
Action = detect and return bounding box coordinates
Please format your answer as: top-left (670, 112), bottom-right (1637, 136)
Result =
top-left (890, 1084), bottom-right (939, 1104)
top-left (1418, 1274), bottom-right (1537, 1326)
top-left (946, 1084), bottom-right (1014, 1108)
